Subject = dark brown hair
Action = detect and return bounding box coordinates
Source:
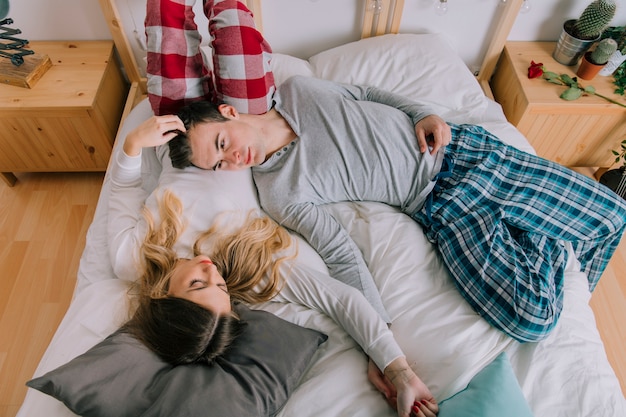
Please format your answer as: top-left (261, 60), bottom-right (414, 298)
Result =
top-left (169, 100), bottom-right (229, 169)
top-left (124, 297), bottom-right (244, 365)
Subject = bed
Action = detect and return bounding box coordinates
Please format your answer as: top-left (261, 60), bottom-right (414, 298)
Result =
top-left (17, 1), bottom-right (626, 416)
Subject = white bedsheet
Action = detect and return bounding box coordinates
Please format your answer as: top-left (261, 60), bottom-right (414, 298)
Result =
top-left (17, 33), bottom-right (625, 417)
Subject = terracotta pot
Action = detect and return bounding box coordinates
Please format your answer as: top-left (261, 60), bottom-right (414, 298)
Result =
top-left (576, 51), bottom-right (606, 80)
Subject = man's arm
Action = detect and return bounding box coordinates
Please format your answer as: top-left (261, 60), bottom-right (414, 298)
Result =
top-left (340, 82), bottom-right (451, 155)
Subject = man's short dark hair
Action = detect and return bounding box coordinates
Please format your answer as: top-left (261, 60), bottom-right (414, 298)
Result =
top-left (168, 100), bottom-right (229, 169)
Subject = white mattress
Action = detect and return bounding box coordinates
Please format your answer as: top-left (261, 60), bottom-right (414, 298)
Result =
top-left (18, 33), bottom-right (625, 417)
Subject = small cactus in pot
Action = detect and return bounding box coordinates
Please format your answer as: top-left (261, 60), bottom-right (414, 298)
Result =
top-left (599, 28), bottom-right (626, 76)
top-left (577, 38), bottom-right (618, 79)
top-left (588, 38), bottom-right (618, 65)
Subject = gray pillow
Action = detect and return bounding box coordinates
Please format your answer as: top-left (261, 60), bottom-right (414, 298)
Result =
top-left (27, 304), bottom-right (327, 417)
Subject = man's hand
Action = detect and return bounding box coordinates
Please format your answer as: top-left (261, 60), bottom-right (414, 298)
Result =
top-left (368, 358), bottom-right (397, 408)
top-left (123, 115), bottom-right (186, 157)
top-left (414, 115), bottom-right (451, 155)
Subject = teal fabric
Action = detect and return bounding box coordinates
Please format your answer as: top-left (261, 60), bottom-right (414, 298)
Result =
top-left (0, 0), bottom-right (9, 20)
top-left (439, 352), bottom-right (534, 417)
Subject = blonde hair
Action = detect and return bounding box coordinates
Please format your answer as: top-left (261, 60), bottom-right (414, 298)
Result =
top-left (136, 189), bottom-right (294, 304)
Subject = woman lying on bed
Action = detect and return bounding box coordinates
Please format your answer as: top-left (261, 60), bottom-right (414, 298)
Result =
top-left (108, 1), bottom-right (437, 416)
top-left (112, 178), bottom-right (437, 417)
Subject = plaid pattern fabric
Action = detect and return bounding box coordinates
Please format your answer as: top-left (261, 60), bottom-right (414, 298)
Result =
top-left (413, 124), bottom-right (626, 343)
top-left (208, 1), bottom-right (275, 114)
top-left (146, 0), bottom-right (274, 116)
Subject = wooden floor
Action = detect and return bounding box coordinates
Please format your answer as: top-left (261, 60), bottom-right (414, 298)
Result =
top-left (0, 172), bottom-right (625, 416)
top-left (0, 172), bottom-right (104, 417)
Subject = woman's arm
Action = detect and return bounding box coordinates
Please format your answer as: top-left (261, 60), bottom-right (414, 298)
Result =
top-left (107, 115), bottom-right (185, 280)
top-left (274, 262), bottom-right (438, 416)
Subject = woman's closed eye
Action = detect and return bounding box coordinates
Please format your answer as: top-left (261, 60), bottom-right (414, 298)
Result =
top-left (189, 279), bottom-right (228, 294)
top-left (189, 279), bottom-right (207, 290)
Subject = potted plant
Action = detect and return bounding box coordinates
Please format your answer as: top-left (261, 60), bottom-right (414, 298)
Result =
top-left (553, 0), bottom-right (617, 66)
top-left (600, 138), bottom-right (626, 199)
top-left (599, 28), bottom-right (626, 76)
top-left (577, 37), bottom-right (618, 80)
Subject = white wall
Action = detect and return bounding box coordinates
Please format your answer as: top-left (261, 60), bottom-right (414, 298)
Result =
top-left (5, 0), bottom-right (626, 75)
top-left (5, 0), bottom-right (111, 41)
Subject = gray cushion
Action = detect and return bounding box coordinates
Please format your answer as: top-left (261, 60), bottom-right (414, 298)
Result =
top-left (27, 304), bottom-right (327, 417)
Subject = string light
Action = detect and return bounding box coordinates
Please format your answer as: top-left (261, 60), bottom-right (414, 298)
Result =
top-left (370, 0), bottom-right (383, 15)
top-left (434, 0), bottom-right (448, 16)
top-left (499, 0), bottom-right (531, 13)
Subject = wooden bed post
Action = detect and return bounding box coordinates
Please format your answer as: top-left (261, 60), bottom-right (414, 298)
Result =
top-left (245, 0), bottom-right (263, 34)
top-left (477, 0), bottom-right (523, 96)
top-left (362, 0), bottom-right (405, 39)
top-left (98, 0), bottom-right (146, 93)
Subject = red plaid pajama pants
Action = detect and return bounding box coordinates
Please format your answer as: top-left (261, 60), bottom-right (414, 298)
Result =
top-left (145, 0), bottom-right (275, 116)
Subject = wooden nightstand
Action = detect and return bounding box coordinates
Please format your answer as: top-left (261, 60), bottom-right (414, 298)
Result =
top-left (0, 41), bottom-right (129, 186)
top-left (490, 41), bottom-right (626, 170)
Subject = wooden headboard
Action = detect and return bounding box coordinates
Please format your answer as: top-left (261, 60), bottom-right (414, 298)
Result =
top-left (98, 0), bottom-right (523, 115)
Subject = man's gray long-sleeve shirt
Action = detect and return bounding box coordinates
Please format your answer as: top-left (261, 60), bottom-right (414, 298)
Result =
top-left (252, 76), bottom-right (444, 321)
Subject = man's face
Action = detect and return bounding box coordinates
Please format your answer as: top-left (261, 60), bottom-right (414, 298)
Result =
top-left (187, 106), bottom-right (266, 171)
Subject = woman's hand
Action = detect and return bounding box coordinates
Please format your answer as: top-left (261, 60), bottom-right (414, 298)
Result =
top-left (123, 115), bottom-right (186, 157)
top-left (384, 358), bottom-right (439, 417)
top-left (414, 115), bottom-right (451, 155)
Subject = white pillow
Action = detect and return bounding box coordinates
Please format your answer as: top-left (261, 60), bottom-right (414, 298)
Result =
top-left (309, 33), bottom-right (489, 121)
top-left (144, 156), bottom-right (261, 258)
top-left (271, 53), bottom-right (315, 85)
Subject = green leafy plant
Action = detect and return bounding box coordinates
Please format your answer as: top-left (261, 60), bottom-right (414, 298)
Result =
top-left (612, 138), bottom-right (626, 167)
top-left (528, 61), bottom-right (626, 107)
top-left (613, 61), bottom-right (626, 95)
top-left (615, 29), bottom-right (626, 53)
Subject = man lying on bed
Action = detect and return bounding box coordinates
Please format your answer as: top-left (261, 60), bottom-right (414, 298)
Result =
top-left (163, 73), bottom-right (626, 346)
